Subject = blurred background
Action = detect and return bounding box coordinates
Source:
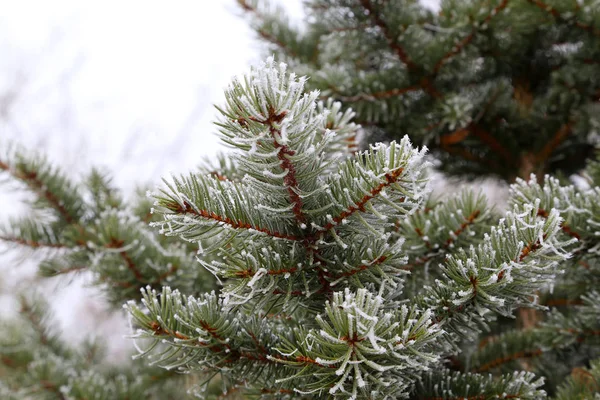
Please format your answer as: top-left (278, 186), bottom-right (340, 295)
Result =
top-left (1, 0), bottom-right (441, 359)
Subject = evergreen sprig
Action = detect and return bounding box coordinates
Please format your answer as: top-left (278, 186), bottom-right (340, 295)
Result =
top-left (0, 143), bottom-right (216, 305)
top-left (127, 59), bottom-right (574, 398)
top-left (0, 295), bottom-right (186, 399)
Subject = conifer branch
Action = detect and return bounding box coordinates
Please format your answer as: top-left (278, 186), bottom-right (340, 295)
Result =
top-left (236, 0), bottom-right (301, 58)
top-left (319, 167), bottom-right (405, 234)
top-left (527, 0), bottom-right (600, 36)
top-left (1, 159), bottom-right (78, 224)
top-left (0, 235), bottom-right (68, 249)
top-left (474, 348), bottom-right (543, 373)
top-left (39, 380), bottom-right (67, 400)
top-left (334, 255), bottom-right (387, 279)
top-left (325, 83), bottom-right (423, 103)
top-left (359, 0), bottom-right (417, 71)
top-left (413, 369), bottom-right (545, 399)
top-left (107, 237), bottom-right (144, 281)
top-left (261, 106), bottom-right (306, 223)
top-left (534, 122), bottom-right (572, 168)
top-left (432, 0), bottom-right (510, 74)
top-left (162, 198), bottom-right (299, 241)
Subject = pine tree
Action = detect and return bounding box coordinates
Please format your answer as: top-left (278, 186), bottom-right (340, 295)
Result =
top-left (238, 0), bottom-right (600, 181)
top-left (2, 58), bottom-right (599, 398)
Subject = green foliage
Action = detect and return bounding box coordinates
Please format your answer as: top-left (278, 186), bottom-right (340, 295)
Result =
top-left (554, 358), bottom-right (600, 400)
top-left (124, 59), bottom-right (586, 398)
top-left (2, 56), bottom-right (600, 398)
top-left (413, 369), bottom-right (546, 400)
top-left (0, 143), bottom-right (216, 304)
top-left (240, 0), bottom-right (600, 181)
top-left (0, 295), bottom-right (187, 399)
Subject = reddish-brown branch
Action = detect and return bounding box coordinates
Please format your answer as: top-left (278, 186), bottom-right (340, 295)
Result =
top-left (257, 29), bottom-right (299, 58)
top-left (1, 356), bottom-right (16, 367)
top-left (519, 238), bottom-right (543, 261)
top-left (440, 127), bottom-right (471, 146)
top-left (475, 348), bottom-right (543, 372)
top-left (150, 321), bottom-right (192, 341)
top-left (537, 208), bottom-right (582, 240)
top-left (4, 163), bottom-right (77, 224)
top-left (327, 84), bottom-right (423, 102)
top-left (107, 238), bottom-right (144, 281)
top-left (236, 1), bottom-right (299, 57)
top-left (20, 302), bottom-right (48, 346)
top-left (267, 110), bottom-right (306, 224)
top-left (335, 255), bottom-right (388, 278)
top-left (469, 274), bottom-right (479, 298)
top-left (527, 0), bottom-right (600, 36)
top-left (433, 0), bottom-right (510, 74)
top-left (39, 380), bottom-right (67, 400)
top-left (293, 355), bottom-right (335, 368)
top-left (440, 122), bottom-right (514, 168)
top-left (0, 235), bottom-right (67, 249)
top-left (152, 264), bottom-right (179, 285)
top-left (235, 266), bottom-right (298, 278)
top-left (359, 0), bottom-right (417, 70)
top-left (211, 171), bottom-right (229, 181)
top-left (415, 227), bottom-right (432, 249)
top-left (150, 320), bottom-right (334, 369)
top-left (400, 256), bottom-right (432, 271)
top-left (433, 31), bottom-right (475, 74)
top-left (51, 265), bottom-right (87, 275)
top-left (440, 142), bottom-right (500, 172)
top-left (470, 124), bottom-right (514, 164)
top-left (164, 200), bottom-right (300, 241)
top-left (216, 386), bottom-right (242, 400)
top-left (403, 209), bottom-right (481, 271)
top-left (248, 330), bottom-right (268, 355)
top-left (236, 0), bottom-right (253, 12)
top-left (535, 123), bottom-right (572, 167)
top-left (318, 168), bottom-right (405, 234)
top-left (543, 297), bottom-right (583, 307)
top-left (200, 320), bottom-right (230, 347)
top-left (446, 210), bottom-right (481, 247)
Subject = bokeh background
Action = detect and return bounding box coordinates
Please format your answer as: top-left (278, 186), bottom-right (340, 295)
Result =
top-left (0, 0), bottom-right (444, 360)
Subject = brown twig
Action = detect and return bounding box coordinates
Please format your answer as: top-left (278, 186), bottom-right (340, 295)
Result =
top-left (433, 0), bottom-right (510, 74)
top-left (527, 0), bottom-right (600, 36)
top-left (107, 238), bottom-right (144, 281)
top-left (474, 348), bottom-right (543, 372)
top-left (164, 200), bottom-right (300, 241)
top-left (312, 168), bottom-right (405, 236)
top-left (359, 0), bottom-right (417, 70)
top-left (335, 255), bottom-right (388, 279)
top-left (535, 123), bottom-right (572, 167)
top-left (0, 235), bottom-right (67, 249)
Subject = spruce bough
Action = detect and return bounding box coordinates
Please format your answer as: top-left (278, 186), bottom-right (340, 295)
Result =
top-left (1, 58), bottom-right (599, 398)
top-left (125, 58), bottom-right (574, 398)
